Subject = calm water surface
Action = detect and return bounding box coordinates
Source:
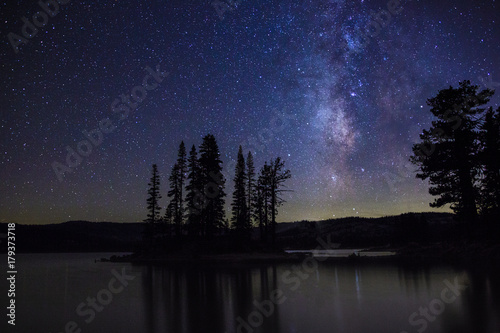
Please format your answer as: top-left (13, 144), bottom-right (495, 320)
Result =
top-left (5, 253), bottom-right (500, 333)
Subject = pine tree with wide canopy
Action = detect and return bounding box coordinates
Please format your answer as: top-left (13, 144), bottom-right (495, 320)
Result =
top-left (411, 80), bottom-right (494, 222)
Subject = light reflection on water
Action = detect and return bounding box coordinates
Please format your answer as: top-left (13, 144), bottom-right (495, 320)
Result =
top-left (7, 253), bottom-right (500, 333)
top-left (285, 249), bottom-right (397, 257)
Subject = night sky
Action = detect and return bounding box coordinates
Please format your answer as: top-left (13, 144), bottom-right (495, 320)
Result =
top-left (1, 0), bottom-right (499, 224)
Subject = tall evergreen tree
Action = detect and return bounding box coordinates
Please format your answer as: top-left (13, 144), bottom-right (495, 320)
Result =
top-left (176, 141), bottom-right (187, 230)
top-left (267, 157), bottom-right (291, 245)
top-left (167, 163), bottom-right (182, 236)
top-left (255, 162), bottom-right (271, 242)
top-left (145, 164), bottom-right (162, 246)
top-left (186, 145), bottom-right (202, 236)
top-left (165, 142), bottom-right (188, 238)
top-left (198, 134), bottom-right (226, 238)
top-left (410, 80), bottom-right (494, 222)
top-left (479, 106), bottom-right (500, 218)
top-left (231, 146), bottom-right (248, 236)
top-left (246, 151), bottom-right (256, 229)
top-left (163, 204), bottom-right (173, 239)
top-left (146, 164), bottom-right (162, 223)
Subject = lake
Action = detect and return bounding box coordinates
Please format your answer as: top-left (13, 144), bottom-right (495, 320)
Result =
top-left (4, 253), bottom-right (500, 333)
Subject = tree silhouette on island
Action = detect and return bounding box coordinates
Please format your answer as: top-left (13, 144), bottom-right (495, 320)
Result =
top-left (143, 134), bottom-right (291, 255)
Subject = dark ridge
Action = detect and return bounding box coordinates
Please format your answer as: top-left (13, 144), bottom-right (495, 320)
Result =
top-left (0, 212), bottom-right (462, 253)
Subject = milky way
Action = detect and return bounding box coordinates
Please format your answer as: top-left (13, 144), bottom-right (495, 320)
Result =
top-left (1, 0), bottom-right (499, 224)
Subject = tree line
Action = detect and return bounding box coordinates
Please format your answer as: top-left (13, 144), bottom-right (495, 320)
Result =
top-left (411, 80), bottom-right (500, 224)
top-left (144, 134), bottom-right (291, 250)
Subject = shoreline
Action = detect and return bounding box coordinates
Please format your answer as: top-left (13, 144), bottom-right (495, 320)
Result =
top-left (102, 240), bottom-right (500, 267)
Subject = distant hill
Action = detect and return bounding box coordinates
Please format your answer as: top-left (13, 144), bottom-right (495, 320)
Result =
top-left (274, 212), bottom-right (456, 249)
top-left (0, 212), bottom-right (456, 253)
top-left (0, 221), bottom-right (143, 253)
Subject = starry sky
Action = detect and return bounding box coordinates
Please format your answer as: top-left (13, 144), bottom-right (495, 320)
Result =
top-left (1, 0), bottom-right (499, 224)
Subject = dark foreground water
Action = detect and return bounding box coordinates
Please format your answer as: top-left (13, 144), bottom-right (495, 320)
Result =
top-left (3, 253), bottom-right (500, 333)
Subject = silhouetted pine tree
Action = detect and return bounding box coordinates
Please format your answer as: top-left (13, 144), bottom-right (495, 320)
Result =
top-left (255, 162), bottom-right (271, 242)
top-left (145, 164), bottom-right (162, 247)
top-left (163, 204), bottom-right (173, 239)
top-left (176, 141), bottom-right (187, 234)
top-left (410, 80), bottom-right (494, 222)
top-left (231, 146), bottom-right (249, 236)
top-left (267, 157), bottom-right (291, 245)
top-left (186, 145), bottom-right (202, 237)
top-left (199, 134), bottom-right (226, 238)
top-left (479, 106), bottom-right (500, 218)
top-left (165, 143), bottom-right (187, 238)
top-left (246, 151), bottom-right (255, 229)
top-left (167, 163), bottom-right (182, 237)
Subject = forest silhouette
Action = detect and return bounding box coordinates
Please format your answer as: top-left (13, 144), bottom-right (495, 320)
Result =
top-left (142, 133), bottom-right (291, 254)
top-left (6, 80), bottom-right (498, 262)
top-left (135, 80), bottom-right (500, 258)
